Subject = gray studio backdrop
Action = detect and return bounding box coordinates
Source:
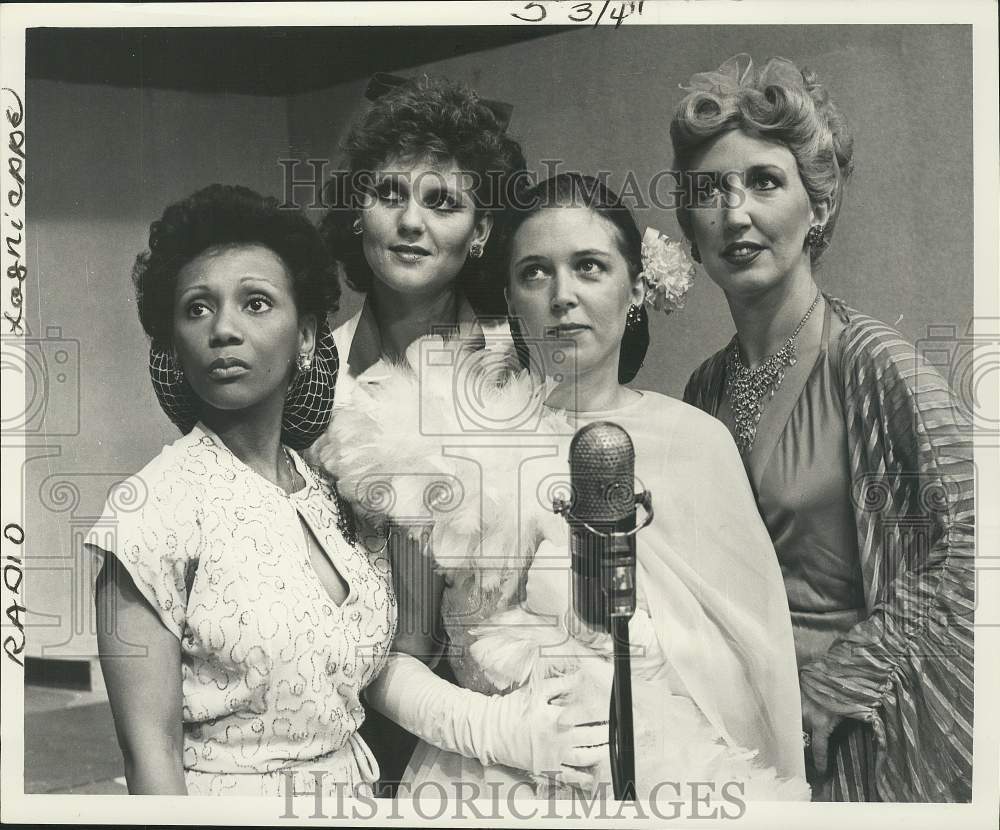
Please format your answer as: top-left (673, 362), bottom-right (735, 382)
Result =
top-left (24, 24), bottom-right (972, 658)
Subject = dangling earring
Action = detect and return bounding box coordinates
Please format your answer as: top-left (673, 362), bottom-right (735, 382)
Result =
top-left (807, 224), bottom-right (826, 251)
top-left (352, 218), bottom-right (363, 236)
top-left (172, 353), bottom-right (185, 382)
top-left (470, 242), bottom-right (484, 259)
top-left (690, 241), bottom-right (702, 264)
top-left (626, 303), bottom-right (643, 330)
top-left (282, 322), bottom-right (340, 450)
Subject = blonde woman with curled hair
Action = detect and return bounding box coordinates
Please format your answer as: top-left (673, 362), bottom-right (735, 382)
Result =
top-left (674, 54), bottom-right (974, 802)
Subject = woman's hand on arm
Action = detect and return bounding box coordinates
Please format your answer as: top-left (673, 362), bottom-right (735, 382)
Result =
top-left (800, 687), bottom-right (844, 775)
top-left (800, 332), bottom-right (976, 719)
top-left (94, 548), bottom-right (187, 794)
top-left (797, 330), bottom-right (975, 799)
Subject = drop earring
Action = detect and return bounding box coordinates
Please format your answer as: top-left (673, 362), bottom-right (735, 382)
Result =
top-left (807, 224), bottom-right (827, 251)
top-left (170, 350), bottom-right (185, 382)
top-left (626, 303), bottom-right (643, 330)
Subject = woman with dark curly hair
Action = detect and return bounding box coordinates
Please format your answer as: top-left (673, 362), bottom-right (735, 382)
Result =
top-left (318, 73), bottom-right (527, 382)
top-left (85, 184), bottom-right (396, 796)
top-left (309, 73), bottom-right (528, 791)
top-left (673, 55), bottom-right (974, 802)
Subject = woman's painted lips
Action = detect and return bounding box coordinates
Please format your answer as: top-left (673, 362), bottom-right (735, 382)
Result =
top-left (390, 244), bottom-right (431, 264)
top-left (546, 324), bottom-right (590, 337)
top-left (208, 356), bottom-right (250, 380)
top-left (721, 242), bottom-right (764, 267)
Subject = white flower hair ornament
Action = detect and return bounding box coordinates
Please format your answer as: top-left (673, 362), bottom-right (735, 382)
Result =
top-left (638, 227), bottom-right (696, 314)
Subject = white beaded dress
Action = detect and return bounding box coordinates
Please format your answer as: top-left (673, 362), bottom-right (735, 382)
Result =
top-left (86, 423), bottom-right (396, 796)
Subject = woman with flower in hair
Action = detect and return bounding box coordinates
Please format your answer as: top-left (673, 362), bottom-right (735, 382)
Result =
top-left (86, 184), bottom-right (395, 796)
top-left (674, 55), bottom-right (974, 801)
top-left (317, 173), bottom-right (809, 800)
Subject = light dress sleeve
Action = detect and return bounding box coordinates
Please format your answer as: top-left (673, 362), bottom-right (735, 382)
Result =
top-left (84, 452), bottom-right (201, 640)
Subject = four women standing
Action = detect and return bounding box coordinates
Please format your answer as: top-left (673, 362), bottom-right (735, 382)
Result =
top-left (93, 61), bottom-right (974, 803)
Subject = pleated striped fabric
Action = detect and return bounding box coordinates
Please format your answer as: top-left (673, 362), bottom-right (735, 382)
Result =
top-left (683, 297), bottom-right (975, 802)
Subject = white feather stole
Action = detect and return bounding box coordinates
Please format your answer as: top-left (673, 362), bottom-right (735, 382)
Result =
top-left (308, 337), bottom-right (570, 589)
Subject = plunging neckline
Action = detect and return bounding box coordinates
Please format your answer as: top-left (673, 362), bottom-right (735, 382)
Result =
top-left (714, 301), bottom-right (833, 493)
top-left (193, 423), bottom-right (355, 610)
top-left (297, 517), bottom-right (354, 610)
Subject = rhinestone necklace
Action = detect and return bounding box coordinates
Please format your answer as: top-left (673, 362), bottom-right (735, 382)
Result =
top-left (725, 292), bottom-right (822, 456)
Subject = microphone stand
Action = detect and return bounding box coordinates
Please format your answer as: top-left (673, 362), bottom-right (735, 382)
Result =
top-left (609, 615), bottom-right (636, 801)
top-left (603, 489), bottom-right (652, 800)
top-left (555, 490), bottom-right (653, 801)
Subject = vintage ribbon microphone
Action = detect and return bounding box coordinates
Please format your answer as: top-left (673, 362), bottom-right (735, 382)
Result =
top-left (553, 421), bottom-right (653, 801)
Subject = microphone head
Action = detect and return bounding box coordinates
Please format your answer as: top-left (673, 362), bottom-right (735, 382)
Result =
top-left (568, 421), bottom-right (635, 523)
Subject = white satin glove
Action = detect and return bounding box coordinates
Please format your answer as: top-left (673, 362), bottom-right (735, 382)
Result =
top-left (365, 652), bottom-right (608, 786)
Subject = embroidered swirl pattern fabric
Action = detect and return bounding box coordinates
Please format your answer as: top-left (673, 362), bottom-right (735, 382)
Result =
top-left (85, 425), bottom-right (396, 793)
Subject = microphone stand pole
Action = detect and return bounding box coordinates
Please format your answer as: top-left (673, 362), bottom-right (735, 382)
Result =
top-left (555, 480), bottom-right (652, 802)
top-left (605, 490), bottom-right (653, 801)
top-left (609, 615), bottom-right (636, 801)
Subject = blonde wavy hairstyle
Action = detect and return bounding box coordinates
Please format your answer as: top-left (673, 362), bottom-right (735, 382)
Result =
top-left (670, 54), bottom-right (854, 262)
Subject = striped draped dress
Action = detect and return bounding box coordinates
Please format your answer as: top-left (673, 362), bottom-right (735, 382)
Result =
top-left (683, 297), bottom-right (974, 802)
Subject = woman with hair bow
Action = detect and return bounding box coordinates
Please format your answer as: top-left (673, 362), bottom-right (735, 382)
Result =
top-left (310, 72), bottom-right (527, 791)
top-left (674, 54), bottom-right (974, 802)
top-left (314, 172), bottom-right (809, 801)
top-left (318, 73), bottom-right (526, 386)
